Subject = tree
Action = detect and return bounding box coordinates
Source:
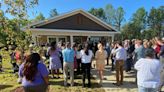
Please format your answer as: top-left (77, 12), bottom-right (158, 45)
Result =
top-left (34, 13), bottom-right (45, 22)
top-left (0, 0), bottom-right (38, 60)
top-left (113, 7), bottom-right (125, 31)
top-left (120, 7), bottom-right (147, 40)
top-left (105, 4), bottom-right (125, 31)
top-left (88, 8), bottom-right (106, 21)
top-left (121, 22), bottom-right (141, 40)
top-left (147, 6), bottom-right (164, 36)
top-left (141, 29), bottom-right (158, 39)
top-left (132, 7), bottom-right (147, 31)
top-left (104, 4), bottom-right (115, 25)
top-left (49, 8), bottom-right (58, 18)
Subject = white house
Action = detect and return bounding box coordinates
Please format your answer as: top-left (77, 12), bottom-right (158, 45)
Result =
top-left (24, 9), bottom-right (119, 45)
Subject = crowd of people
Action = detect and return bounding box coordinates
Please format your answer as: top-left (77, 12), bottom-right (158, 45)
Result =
top-left (0, 37), bottom-right (164, 92)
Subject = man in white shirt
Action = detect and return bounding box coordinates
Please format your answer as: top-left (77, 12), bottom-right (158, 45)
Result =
top-left (113, 41), bottom-right (127, 86)
top-left (135, 48), bottom-right (161, 92)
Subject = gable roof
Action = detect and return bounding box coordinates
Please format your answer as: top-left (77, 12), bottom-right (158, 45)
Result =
top-left (27, 9), bottom-right (117, 32)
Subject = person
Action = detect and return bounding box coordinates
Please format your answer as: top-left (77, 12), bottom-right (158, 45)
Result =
top-left (156, 38), bottom-right (164, 92)
top-left (105, 42), bottom-right (110, 65)
top-left (62, 42), bottom-right (75, 86)
top-left (58, 42), bottom-right (64, 71)
top-left (80, 43), bottom-right (93, 88)
top-left (76, 44), bottom-right (82, 74)
top-left (154, 38), bottom-right (161, 59)
top-left (0, 54), bottom-right (2, 72)
top-left (113, 41), bottom-right (127, 86)
top-left (134, 40), bottom-right (145, 83)
top-left (10, 48), bottom-right (19, 73)
top-left (18, 53), bottom-right (49, 92)
top-left (126, 41), bottom-right (135, 72)
top-left (95, 43), bottom-right (107, 84)
top-left (48, 41), bottom-right (62, 78)
top-left (72, 43), bottom-right (78, 70)
top-left (110, 42), bottom-right (117, 71)
top-left (134, 48), bottom-right (161, 92)
top-left (134, 40), bottom-right (145, 62)
top-left (38, 45), bottom-right (46, 63)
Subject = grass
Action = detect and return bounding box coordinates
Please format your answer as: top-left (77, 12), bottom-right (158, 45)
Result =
top-left (0, 52), bottom-right (105, 92)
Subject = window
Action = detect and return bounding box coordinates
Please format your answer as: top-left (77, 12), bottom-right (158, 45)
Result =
top-left (48, 38), bottom-right (56, 43)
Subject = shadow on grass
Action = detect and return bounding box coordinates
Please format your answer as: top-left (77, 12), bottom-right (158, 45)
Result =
top-left (101, 81), bottom-right (137, 88)
top-left (0, 85), bottom-right (13, 90)
top-left (49, 79), bottom-right (101, 88)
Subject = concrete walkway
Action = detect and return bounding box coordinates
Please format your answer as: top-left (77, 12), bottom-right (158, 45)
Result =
top-left (92, 65), bottom-right (164, 92)
top-left (91, 65), bottom-right (139, 92)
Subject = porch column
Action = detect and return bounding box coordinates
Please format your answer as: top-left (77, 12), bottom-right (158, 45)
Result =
top-left (32, 35), bottom-right (37, 45)
top-left (112, 35), bottom-right (114, 42)
top-left (70, 35), bottom-right (73, 47)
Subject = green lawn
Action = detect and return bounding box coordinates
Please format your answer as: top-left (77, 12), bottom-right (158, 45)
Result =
top-left (0, 53), bottom-right (105, 92)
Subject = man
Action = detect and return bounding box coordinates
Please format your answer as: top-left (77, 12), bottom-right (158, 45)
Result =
top-left (134, 40), bottom-right (145, 61)
top-left (62, 42), bottom-right (75, 86)
top-left (113, 41), bottom-right (127, 86)
top-left (134, 40), bottom-right (145, 83)
top-left (135, 48), bottom-right (161, 92)
top-left (156, 38), bottom-right (164, 92)
top-left (105, 42), bottom-right (111, 65)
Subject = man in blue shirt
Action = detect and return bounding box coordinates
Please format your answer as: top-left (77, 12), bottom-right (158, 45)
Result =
top-left (62, 42), bottom-right (75, 86)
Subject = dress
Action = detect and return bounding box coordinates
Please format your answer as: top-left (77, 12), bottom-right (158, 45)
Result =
top-left (49, 48), bottom-right (62, 70)
top-left (95, 50), bottom-right (107, 70)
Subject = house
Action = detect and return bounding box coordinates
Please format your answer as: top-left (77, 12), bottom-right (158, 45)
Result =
top-left (25, 9), bottom-right (119, 46)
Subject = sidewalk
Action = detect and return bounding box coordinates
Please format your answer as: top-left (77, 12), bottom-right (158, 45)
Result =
top-left (91, 65), bottom-right (138, 92)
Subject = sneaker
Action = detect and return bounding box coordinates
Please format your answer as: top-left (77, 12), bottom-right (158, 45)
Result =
top-left (82, 84), bottom-right (85, 88)
top-left (87, 84), bottom-right (91, 88)
top-left (70, 84), bottom-right (74, 87)
top-left (112, 83), bottom-right (120, 86)
top-left (99, 80), bottom-right (102, 84)
top-left (17, 78), bottom-right (22, 84)
top-left (64, 82), bottom-right (67, 87)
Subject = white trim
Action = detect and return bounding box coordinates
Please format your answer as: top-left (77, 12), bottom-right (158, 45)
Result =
top-left (26, 9), bottom-right (117, 32)
top-left (29, 28), bottom-right (120, 36)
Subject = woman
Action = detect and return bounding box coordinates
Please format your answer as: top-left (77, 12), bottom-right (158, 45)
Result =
top-left (110, 42), bottom-right (117, 71)
top-left (95, 43), bottom-right (107, 84)
top-left (80, 43), bottom-right (93, 88)
top-left (135, 48), bottom-right (161, 92)
top-left (18, 53), bottom-right (49, 92)
top-left (72, 43), bottom-right (78, 70)
top-left (76, 44), bottom-right (82, 74)
top-left (48, 41), bottom-right (62, 78)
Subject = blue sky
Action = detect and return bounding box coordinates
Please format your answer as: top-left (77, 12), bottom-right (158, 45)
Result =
top-left (2, 0), bottom-right (164, 21)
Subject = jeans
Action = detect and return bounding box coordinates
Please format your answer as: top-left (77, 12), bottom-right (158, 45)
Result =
top-left (111, 58), bottom-right (115, 71)
top-left (125, 58), bottom-right (132, 72)
top-left (77, 58), bottom-right (81, 74)
top-left (138, 86), bottom-right (157, 92)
